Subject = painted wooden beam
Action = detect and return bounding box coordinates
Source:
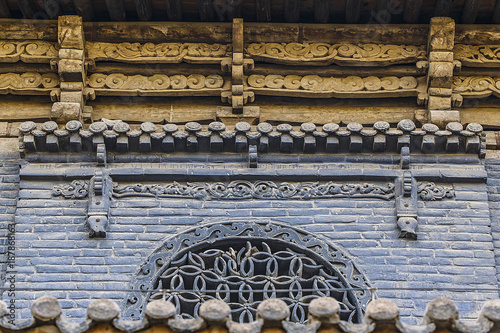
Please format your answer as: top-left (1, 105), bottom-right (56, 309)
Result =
top-left (0, 0), bottom-right (10, 17)
top-left (284, 0), bottom-right (300, 22)
top-left (345, 0), bottom-right (361, 23)
top-left (74, 0), bottom-right (94, 21)
top-left (105, 0), bottom-right (126, 21)
top-left (403, 0), bottom-right (422, 23)
top-left (256, 0), bottom-right (271, 21)
top-left (314, 0), bottom-right (329, 23)
top-left (134, 0), bottom-right (152, 20)
top-left (166, 0), bottom-right (182, 20)
top-left (17, 0), bottom-right (35, 18)
top-left (461, 0), bottom-right (481, 23)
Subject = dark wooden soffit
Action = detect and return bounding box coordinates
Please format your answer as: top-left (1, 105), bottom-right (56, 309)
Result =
top-left (1, 0), bottom-right (499, 24)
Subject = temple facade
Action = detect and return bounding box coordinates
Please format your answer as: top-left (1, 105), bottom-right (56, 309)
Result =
top-left (1, 1), bottom-right (500, 331)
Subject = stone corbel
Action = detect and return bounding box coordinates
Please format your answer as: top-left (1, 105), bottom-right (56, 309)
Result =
top-left (87, 170), bottom-right (112, 238)
top-left (396, 170), bottom-right (418, 239)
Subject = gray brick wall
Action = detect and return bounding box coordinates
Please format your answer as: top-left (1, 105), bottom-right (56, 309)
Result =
top-left (0, 139), bottom-right (20, 299)
top-left (485, 158), bottom-right (500, 299)
top-left (10, 169), bottom-right (498, 324)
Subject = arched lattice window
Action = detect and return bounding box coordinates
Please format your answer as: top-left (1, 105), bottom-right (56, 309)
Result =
top-left (125, 221), bottom-right (371, 323)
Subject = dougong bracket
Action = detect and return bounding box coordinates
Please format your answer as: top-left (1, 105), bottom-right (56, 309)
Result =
top-left (87, 171), bottom-right (112, 238)
top-left (396, 170), bottom-right (418, 239)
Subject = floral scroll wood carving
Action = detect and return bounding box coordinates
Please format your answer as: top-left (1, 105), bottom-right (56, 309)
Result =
top-left (87, 42), bottom-right (231, 63)
top-left (0, 41), bottom-right (59, 63)
top-left (454, 45), bottom-right (500, 67)
top-left (112, 181), bottom-right (396, 200)
top-left (0, 72), bottom-right (59, 95)
top-left (452, 76), bottom-right (500, 98)
top-left (245, 43), bottom-right (426, 66)
top-left (246, 75), bottom-right (424, 98)
top-left (87, 73), bottom-right (226, 96)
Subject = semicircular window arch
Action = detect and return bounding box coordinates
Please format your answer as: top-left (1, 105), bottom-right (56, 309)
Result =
top-left (125, 221), bottom-right (372, 323)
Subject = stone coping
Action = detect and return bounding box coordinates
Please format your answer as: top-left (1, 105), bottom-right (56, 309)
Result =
top-left (18, 119), bottom-right (485, 156)
top-left (1, 296), bottom-right (500, 333)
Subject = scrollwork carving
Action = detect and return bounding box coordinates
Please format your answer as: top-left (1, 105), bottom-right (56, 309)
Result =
top-left (52, 180), bottom-right (89, 199)
top-left (88, 73), bottom-right (225, 96)
top-left (246, 43), bottom-right (426, 66)
top-left (0, 41), bottom-right (58, 63)
top-left (0, 72), bottom-right (59, 94)
top-left (87, 42), bottom-right (231, 63)
top-left (113, 181), bottom-right (395, 200)
top-left (246, 75), bottom-right (423, 98)
top-left (452, 76), bottom-right (500, 98)
top-left (417, 183), bottom-right (455, 201)
top-left (454, 45), bottom-right (500, 67)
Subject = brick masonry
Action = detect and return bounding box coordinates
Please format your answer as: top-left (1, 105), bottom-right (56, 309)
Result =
top-left (4, 157), bottom-right (497, 325)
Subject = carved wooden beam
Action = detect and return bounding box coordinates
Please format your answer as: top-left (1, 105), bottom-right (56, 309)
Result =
top-left (0, 0), bottom-right (10, 18)
top-left (345, 0), bottom-right (362, 23)
top-left (17, 0), bottom-right (35, 19)
top-left (166, 0), bottom-right (182, 20)
top-left (255, 0), bottom-right (271, 21)
top-left (105, 0), bottom-right (126, 21)
top-left (284, 0), bottom-right (301, 22)
top-left (74, 0), bottom-right (94, 21)
top-left (198, 0), bottom-right (215, 21)
top-left (314, 0), bottom-right (329, 23)
top-left (245, 43), bottom-right (426, 66)
top-left (461, 0), bottom-right (481, 23)
top-left (134, 0), bottom-right (153, 21)
top-left (403, 0), bottom-right (422, 23)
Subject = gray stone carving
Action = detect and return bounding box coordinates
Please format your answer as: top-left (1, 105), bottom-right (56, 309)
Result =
top-left (52, 180), bottom-right (89, 199)
top-left (113, 181), bottom-right (395, 200)
top-left (417, 183), bottom-right (455, 201)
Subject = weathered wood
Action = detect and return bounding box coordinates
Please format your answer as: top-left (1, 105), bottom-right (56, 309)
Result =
top-left (345, 0), bottom-right (361, 23)
top-left (403, 0), bottom-right (423, 23)
top-left (434, 0), bottom-right (453, 16)
top-left (0, 19), bottom-right (58, 40)
top-left (0, 98), bottom-right (52, 121)
top-left (74, 0), bottom-right (94, 21)
top-left (249, 64), bottom-right (422, 77)
top-left (284, 0), bottom-right (301, 22)
top-left (105, 0), bottom-right (126, 21)
top-left (17, 0), bottom-right (35, 19)
top-left (198, 0), bottom-right (215, 21)
top-left (0, 0), bottom-right (10, 17)
top-left (455, 25), bottom-right (500, 45)
top-left (134, 0), bottom-right (153, 21)
top-left (461, 0), bottom-right (481, 23)
top-left (166, 0), bottom-right (182, 20)
top-left (255, 0), bottom-right (271, 21)
top-left (314, 0), bottom-right (329, 23)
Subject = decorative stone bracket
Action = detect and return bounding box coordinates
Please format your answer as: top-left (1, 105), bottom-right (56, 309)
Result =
top-left (87, 170), bottom-right (112, 238)
top-left (396, 171), bottom-right (418, 239)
